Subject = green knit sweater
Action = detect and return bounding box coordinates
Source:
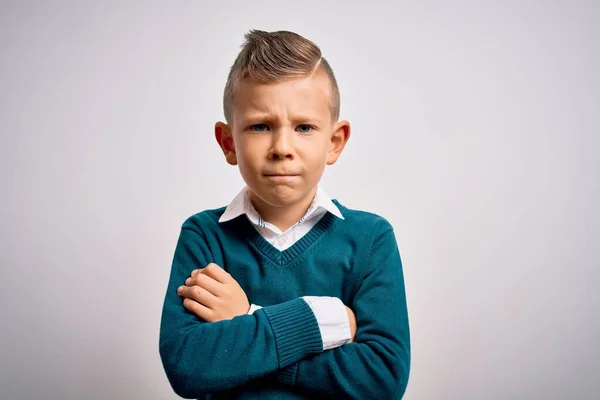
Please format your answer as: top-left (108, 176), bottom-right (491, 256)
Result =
top-left (159, 200), bottom-right (410, 399)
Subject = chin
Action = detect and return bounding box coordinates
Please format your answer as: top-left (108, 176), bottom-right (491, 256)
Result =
top-left (267, 187), bottom-right (302, 206)
top-left (255, 185), bottom-right (306, 207)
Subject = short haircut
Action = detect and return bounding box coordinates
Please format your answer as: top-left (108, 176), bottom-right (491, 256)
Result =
top-left (223, 30), bottom-right (340, 124)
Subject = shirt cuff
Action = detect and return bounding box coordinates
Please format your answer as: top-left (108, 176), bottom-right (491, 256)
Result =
top-left (302, 296), bottom-right (351, 350)
top-left (248, 304), bottom-right (263, 315)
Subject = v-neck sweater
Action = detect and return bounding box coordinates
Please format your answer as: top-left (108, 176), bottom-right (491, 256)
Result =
top-left (159, 200), bottom-right (411, 399)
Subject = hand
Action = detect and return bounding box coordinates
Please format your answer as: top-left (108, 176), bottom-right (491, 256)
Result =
top-left (345, 305), bottom-right (357, 342)
top-left (177, 263), bottom-right (250, 322)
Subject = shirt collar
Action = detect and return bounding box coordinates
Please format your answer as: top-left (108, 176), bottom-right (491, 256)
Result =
top-left (218, 186), bottom-right (344, 224)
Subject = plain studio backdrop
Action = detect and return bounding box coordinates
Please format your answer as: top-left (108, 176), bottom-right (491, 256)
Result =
top-left (1, 1), bottom-right (598, 399)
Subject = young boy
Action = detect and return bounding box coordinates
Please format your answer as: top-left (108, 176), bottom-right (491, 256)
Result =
top-left (159, 30), bottom-right (410, 399)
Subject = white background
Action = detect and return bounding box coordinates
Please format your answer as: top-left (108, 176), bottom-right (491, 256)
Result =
top-left (1, 1), bottom-right (598, 399)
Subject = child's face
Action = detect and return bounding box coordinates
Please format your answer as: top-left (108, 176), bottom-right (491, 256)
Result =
top-left (216, 72), bottom-right (349, 209)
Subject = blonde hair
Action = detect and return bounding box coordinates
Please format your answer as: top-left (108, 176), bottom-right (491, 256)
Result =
top-left (223, 30), bottom-right (340, 124)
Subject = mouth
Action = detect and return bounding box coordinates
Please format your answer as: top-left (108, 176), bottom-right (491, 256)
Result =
top-left (263, 172), bottom-right (301, 177)
top-left (263, 173), bottom-right (301, 181)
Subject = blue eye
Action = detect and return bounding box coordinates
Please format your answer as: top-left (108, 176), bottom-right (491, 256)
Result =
top-left (297, 124), bottom-right (313, 134)
top-left (250, 124), bottom-right (269, 132)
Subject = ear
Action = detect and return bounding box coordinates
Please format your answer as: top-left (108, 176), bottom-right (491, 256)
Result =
top-left (326, 120), bottom-right (351, 165)
top-left (215, 121), bottom-right (237, 166)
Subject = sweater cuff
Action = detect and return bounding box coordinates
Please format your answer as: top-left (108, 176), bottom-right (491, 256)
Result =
top-left (274, 362), bottom-right (298, 386)
top-left (262, 298), bottom-right (323, 368)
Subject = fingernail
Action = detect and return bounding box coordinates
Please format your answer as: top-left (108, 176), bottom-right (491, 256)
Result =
top-left (185, 278), bottom-right (191, 285)
top-left (177, 286), bottom-right (183, 294)
top-left (191, 270), bottom-right (198, 277)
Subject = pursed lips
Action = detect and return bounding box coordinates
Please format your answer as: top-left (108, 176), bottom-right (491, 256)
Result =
top-left (263, 172), bottom-right (301, 177)
top-left (263, 173), bottom-right (301, 181)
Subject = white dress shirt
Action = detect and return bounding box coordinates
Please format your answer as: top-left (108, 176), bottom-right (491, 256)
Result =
top-left (218, 186), bottom-right (352, 350)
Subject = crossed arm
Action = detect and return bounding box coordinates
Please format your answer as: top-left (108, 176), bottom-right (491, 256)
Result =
top-left (179, 265), bottom-right (360, 389)
top-left (177, 264), bottom-right (358, 346)
top-left (159, 226), bottom-right (410, 399)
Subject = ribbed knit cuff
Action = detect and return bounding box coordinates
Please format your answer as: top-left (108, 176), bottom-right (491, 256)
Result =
top-left (262, 298), bottom-right (323, 368)
top-left (275, 363), bottom-right (299, 386)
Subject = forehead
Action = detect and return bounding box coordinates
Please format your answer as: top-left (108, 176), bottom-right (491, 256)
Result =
top-left (232, 73), bottom-right (332, 123)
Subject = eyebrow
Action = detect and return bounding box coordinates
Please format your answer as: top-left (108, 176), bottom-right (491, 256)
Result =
top-left (242, 113), bottom-right (322, 124)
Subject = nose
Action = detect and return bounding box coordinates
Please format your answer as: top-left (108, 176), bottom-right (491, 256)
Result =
top-left (268, 129), bottom-right (294, 160)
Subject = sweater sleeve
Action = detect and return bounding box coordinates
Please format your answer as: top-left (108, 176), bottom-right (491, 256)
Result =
top-left (159, 226), bottom-right (324, 399)
top-left (266, 227), bottom-right (411, 399)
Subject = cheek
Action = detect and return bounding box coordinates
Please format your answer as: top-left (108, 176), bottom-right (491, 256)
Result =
top-left (303, 148), bottom-right (328, 176)
top-left (236, 156), bottom-right (258, 187)
top-left (235, 139), bottom-right (256, 165)
top-left (235, 139), bottom-right (264, 176)
top-left (237, 152), bottom-right (256, 175)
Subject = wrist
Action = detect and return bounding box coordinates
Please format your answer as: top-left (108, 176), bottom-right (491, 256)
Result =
top-left (248, 303), bottom-right (263, 315)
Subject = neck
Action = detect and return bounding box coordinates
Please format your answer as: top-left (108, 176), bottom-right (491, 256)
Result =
top-left (250, 188), bottom-right (317, 232)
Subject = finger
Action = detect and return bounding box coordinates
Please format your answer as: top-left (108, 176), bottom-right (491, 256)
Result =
top-left (182, 298), bottom-right (214, 322)
top-left (184, 270), bottom-right (202, 286)
top-left (184, 274), bottom-right (199, 286)
top-left (201, 263), bottom-right (232, 284)
top-left (190, 273), bottom-right (225, 297)
top-left (177, 285), bottom-right (219, 308)
top-left (190, 269), bottom-right (201, 278)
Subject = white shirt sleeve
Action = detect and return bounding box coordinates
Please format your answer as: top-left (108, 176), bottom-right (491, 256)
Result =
top-left (247, 304), bottom-right (263, 314)
top-left (302, 296), bottom-right (352, 350)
